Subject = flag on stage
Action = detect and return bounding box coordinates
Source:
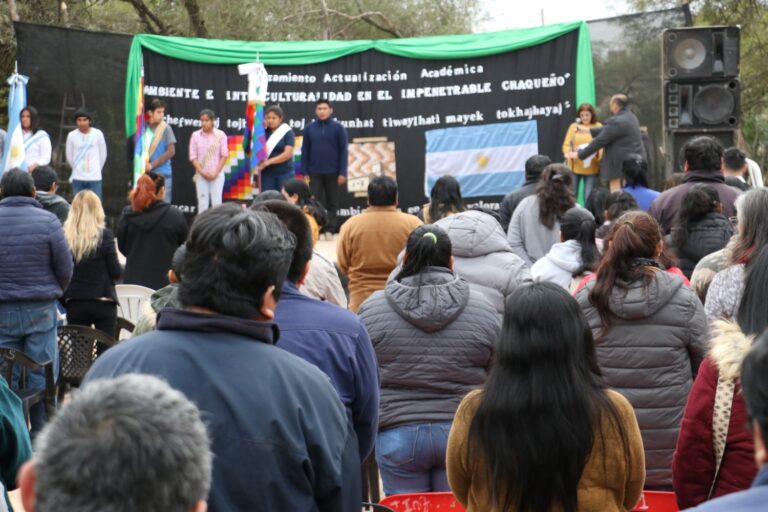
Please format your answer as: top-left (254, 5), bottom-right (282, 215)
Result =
top-left (132, 66), bottom-right (148, 185)
top-left (2, 71), bottom-right (29, 174)
top-left (238, 62), bottom-right (268, 191)
top-left (424, 120), bottom-right (539, 198)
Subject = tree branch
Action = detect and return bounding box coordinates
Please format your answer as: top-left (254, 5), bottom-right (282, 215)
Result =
top-left (281, 5), bottom-right (402, 38)
top-left (124, 0), bottom-right (169, 34)
top-left (180, 0), bottom-right (208, 38)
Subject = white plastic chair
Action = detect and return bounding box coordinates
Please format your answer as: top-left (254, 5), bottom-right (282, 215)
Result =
top-left (115, 284), bottom-right (155, 325)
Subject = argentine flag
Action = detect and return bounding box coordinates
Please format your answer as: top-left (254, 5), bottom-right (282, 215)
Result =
top-left (2, 72), bottom-right (29, 174)
top-left (425, 120), bottom-right (539, 198)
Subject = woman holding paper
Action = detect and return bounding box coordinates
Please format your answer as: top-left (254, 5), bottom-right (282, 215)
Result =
top-left (562, 103), bottom-right (602, 202)
top-left (258, 105), bottom-right (296, 191)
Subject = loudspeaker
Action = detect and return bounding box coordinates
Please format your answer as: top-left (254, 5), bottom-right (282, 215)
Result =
top-left (663, 26), bottom-right (740, 80)
top-left (669, 129), bottom-right (737, 172)
top-left (664, 79), bottom-right (740, 130)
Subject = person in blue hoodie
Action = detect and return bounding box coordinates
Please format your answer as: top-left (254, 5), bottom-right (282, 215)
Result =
top-left (253, 199), bottom-right (379, 462)
top-left (301, 99), bottom-right (348, 234)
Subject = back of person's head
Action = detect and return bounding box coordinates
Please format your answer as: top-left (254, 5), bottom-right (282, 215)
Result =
top-left (586, 186), bottom-right (610, 225)
top-left (368, 176), bottom-right (397, 207)
top-left (428, 175), bottom-right (465, 222)
top-left (611, 94), bottom-right (629, 109)
top-left (396, 225), bottom-right (451, 281)
top-left (251, 200), bottom-right (313, 284)
top-left (170, 243), bottom-right (187, 283)
top-left (0, 168), bottom-right (35, 198)
top-left (129, 172), bottom-right (164, 212)
top-left (536, 164), bottom-right (575, 229)
top-left (281, 178), bottom-right (328, 227)
top-left (560, 208), bottom-right (599, 274)
top-left (180, 204), bottom-right (295, 318)
top-left (740, 331), bottom-right (768, 467)
top-left (672, 183), bottom-right (721, 248)
top-left (589, 211), bottom-right (663, 332)
top-left (723, 147), bottom-right (747, 173)
top-left (683, 136), bottom-right (724, 172)
top-left (524, 154), bottom-right (551, 182)
top-left (737, 246), bottom-right (768, 337)
top-left (469, 282), bottom-right (627, 512)
top-left (21, 106), bottom-right (40, 132)
top-left (250, 189), bottom-right (286, 205)
top-left (64, 190), bottom-right (105, 263)
top-left (731, 187), bottom-right (768, 267)
top-left (604, 191), bottom-right (639, 222)
top-left (21, 374), bottom-right (212, 512)
top-left (621, 154), bottom-right (649, 188)
top-left (663, 171), bottom-right (685, 190)
top-left (466, 204), bottom-right (502, 226)
top-left (31, 166), bottom-right (58, 193)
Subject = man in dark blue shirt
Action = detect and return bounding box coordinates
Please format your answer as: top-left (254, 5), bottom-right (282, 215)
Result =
top-left (301, 99), bottom-right (348, 234)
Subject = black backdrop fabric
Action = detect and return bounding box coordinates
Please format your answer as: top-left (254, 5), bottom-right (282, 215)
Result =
top-left (15, 22), bottom-right (581, 220)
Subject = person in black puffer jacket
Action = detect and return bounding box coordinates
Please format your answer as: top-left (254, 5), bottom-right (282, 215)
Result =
top-left (667, 183), bottom-right (734, 279)
top-left (358, 224), bottom-right (499, 497)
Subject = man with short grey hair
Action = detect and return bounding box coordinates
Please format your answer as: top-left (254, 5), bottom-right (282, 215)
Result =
top-left (17, 374), bottom-right (212, 512)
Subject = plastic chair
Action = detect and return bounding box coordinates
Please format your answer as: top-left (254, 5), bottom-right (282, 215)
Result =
top-left (116, 317), bottom-right (135, 341)
top-left (57, 325), bottom-right (118, 401)
top-left (362, 504), bottom-right (395, 512)
top-left (632, 491), bottom-right (679, 512)
top-left (0, 347), bottom-right (56, 423)
top-left (380, 492), bottom-right (465, 512)
top-left (115, 284), bottom-right (155, 324)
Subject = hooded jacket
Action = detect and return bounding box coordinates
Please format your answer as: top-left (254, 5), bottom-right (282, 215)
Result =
top-left (507, 195), bottom-right (565, 265)
top-left (668, 212), bottom-right (734, 279)
top-left (531, 239), bottom-right (584, 290)
top-left (358, 267), bottom-right (498, 431)
top-left (576, 270), bottom-right (708, 487)
top-left (35, 191), bottom-right (70, 225)
top-left (673, 321), bottom-right (758, 508)
top-left (434, 211), bottom-right (530, 316)
top-left (117, 201), bottom-right (188, 290)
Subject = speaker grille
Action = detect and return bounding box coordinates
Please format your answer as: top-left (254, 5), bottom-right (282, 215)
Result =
top-left (693, 83), bottom-right (735, 125)
top-left (672, 38), bottom-right (707, 73)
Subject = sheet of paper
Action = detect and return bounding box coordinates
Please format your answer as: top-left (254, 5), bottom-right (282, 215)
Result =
top-left (578, 143), bottom-right (595, 167)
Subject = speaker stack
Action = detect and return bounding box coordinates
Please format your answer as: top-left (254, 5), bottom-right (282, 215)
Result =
top-left (662, 26), bottom-right (740, 171)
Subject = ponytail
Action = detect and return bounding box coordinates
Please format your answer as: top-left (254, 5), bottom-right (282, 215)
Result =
top-left (537, 164), bottom-right (575, 229)
top-left (560, 208), bottom-right (599, 275)
top-left (396, 225), bottom-right (452, 281)
top-left (588, 211), bottom-right (662, 335)
top-left (283, 178), bottom-right (328, 227)
top-left (130, 172), bottom-right (164, 212)
top-left (671, 183), bottom-right (720, 248)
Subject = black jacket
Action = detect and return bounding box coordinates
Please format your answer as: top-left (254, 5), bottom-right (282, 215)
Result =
top-left (668, 212), bottom-right (734, 279)
top-left (578, 107), bottom-right (646, 181)
top-left (499, 181), bottom-right (537, 232)
top-left (63, 228), bottom-right (122, 303)
top-left (117, 201), bottom-right (188, 290)
top-left (85, 309), bottom-right (361, 511)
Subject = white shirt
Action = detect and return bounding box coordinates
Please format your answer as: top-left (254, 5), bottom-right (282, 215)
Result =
top-left (66, 127), bottom-right (107, 181)
top-left (22, 130), bottom-right (52, 169)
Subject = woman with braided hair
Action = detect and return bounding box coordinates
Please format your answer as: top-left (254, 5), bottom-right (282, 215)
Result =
top-left (575, 211), bottom-right (707, 489)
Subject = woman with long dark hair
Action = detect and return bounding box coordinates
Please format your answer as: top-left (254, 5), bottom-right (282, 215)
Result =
top-left (259, 105), bottom-right (296, 191)
top-left (447, 282), bottom-right (644, 511)
top-left (358, 225), bottom-right (498, 496)
top-left (420, 175), bottom-right (466, 223)
top-left (20, 106), bottom-right (52, 172)
top-left (621, 154), bottom-right (659, 211)
top-left (667, 183), bottom-right (733, 279)
top-left (576, 211), bottom-right (707, 488)
top-left (282, 177), bottom-right (328, 244)
top-left (507, 164), bottom-right (577, 265)
top-left (532, 207), bottom-right (599, 291)
top-left (118, 172), bottom-right (188, 290)
top-left (673, 245), bottom-right (768, 508)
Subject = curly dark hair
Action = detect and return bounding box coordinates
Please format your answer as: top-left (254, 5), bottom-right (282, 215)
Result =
top-left (536, 164), bottom-right (575, 229)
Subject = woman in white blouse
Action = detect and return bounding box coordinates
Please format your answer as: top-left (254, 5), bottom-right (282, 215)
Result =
top-left (21, 106), bottom-right (52, 172)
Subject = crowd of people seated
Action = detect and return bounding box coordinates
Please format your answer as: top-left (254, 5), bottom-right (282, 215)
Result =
top-left (0, 132), bottom-right (767, 512)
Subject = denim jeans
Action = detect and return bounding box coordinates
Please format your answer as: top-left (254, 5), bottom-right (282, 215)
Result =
top-left (575, 174), bottom-right (597, 205)
top-left (375, 422), bottom-right (452, 496)
top-left (0, 300), bottom-right (59, 431)
top-left (163, 176), bottom-right (173, 203)
top-left (260, 170), bottom-right (294, 193)
top-left (71, 179), bottom-right (103, 200)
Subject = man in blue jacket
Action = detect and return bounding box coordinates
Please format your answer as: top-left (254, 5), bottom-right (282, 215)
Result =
top-left (687, 331), bottom-right (768, 511)
top-left (0, 168), bottom-right (73, 430)
top-left (254, 199), bottom-right (379, 461)
top-left (301, 99), bottom-right (348, 234)
top-left (84, 204), bottom-right (361, 512)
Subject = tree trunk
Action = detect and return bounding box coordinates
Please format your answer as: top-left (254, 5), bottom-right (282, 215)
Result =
top-left (181, 0), bottom-right (209, 38)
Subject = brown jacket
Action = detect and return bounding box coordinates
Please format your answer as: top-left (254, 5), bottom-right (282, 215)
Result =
top-left (446, 389), bottom-right (645, 512)
top-left (337, 206), bottom-right (422, 312)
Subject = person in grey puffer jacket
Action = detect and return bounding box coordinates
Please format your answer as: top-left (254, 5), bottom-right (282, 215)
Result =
top-left (575, 211), bottom-right (707, 488)
top-left (433, 209), bottom-right (530, 316)
top-left (358, 224), bottom-right (498, 496)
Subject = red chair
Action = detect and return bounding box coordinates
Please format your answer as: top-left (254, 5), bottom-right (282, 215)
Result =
top-left (632, 491), bottom-right (679, 512)
top-left (380, 492), bottom-right (465, 511)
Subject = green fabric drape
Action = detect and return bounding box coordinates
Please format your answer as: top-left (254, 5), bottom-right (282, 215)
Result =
top-left (125, 21), bottom-right (594, 135)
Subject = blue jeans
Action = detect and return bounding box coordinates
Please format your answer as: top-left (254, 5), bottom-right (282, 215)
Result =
top-left (0, 301), bottom-right (59, 431)
top-left (71, 179), bottom-right (103, 200)
top-left (163, 176), bottom-right (173, 203)
top-left (260, 170), bottom-right (294, 192)
top-left (376, 423), bottom-right (452, 495)
top-left (575, 174), bottom-right (597, 205)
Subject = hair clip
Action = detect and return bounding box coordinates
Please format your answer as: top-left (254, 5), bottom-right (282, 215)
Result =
top-left (422, 232), bottom-right (438, 244)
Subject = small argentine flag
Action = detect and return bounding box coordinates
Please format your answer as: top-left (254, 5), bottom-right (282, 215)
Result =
top-left (425, 120), bottom-right (538, 198)
top-left (1, 72), bottom-right (29, 174)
